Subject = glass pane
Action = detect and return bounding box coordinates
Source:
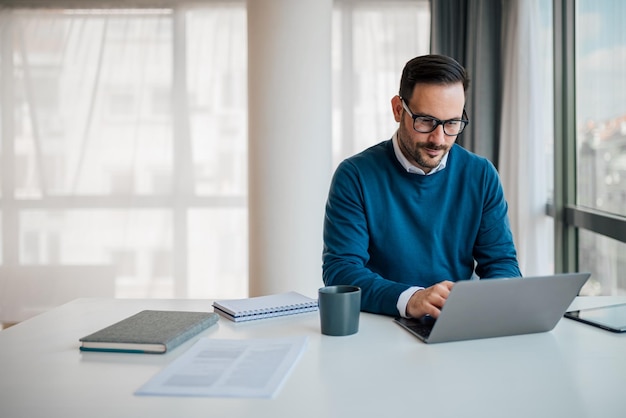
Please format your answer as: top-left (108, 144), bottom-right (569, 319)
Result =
top-left (188, 208), bottom-right (247, 299)
top-left (578, 229), bottom-right (626, 295)
top-left (186, 7), bottom-right (247, 196)
top-left (576, 1), bottom-right (626, 216)
top-left (13, 10), bottom-right (174, 197)
top-left (2, 5), bottom-right (248, 305)
top-left (19, 209), bottom-right (174, 298)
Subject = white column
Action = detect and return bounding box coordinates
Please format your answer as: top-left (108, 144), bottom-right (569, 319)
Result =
top-left (247, 0), bottom-right (332, 297)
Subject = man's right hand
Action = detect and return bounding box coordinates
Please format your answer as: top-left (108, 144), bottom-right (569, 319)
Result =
top-left (406, 281), bottom-right (454, 319)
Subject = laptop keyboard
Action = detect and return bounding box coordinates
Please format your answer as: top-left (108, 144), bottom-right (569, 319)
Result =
top-left (395, 316), bottom-right (436, 340)
top-left (406, 321), bottom-right (433, 338)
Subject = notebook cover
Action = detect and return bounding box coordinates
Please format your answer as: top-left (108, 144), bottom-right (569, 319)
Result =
top-left (79, 310), bottom-right (219, 354)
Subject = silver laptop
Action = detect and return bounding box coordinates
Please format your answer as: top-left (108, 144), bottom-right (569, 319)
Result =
top-left (394, 272), bottom-right (591, 344)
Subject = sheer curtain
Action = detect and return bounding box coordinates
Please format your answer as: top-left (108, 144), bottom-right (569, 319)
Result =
top-left (0, 3), bottom-right (248, 323)
top-left (498, 0), bottom-right (554, 276)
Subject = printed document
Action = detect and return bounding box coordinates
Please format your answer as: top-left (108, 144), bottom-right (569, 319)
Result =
top-left (135, 336), bottom-right (308, 398)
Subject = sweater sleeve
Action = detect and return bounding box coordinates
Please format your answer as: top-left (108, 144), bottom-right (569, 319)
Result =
top-left (322, 159), bottom-right (410, 316)
top-left (473, 160), bottom-right (522, 279)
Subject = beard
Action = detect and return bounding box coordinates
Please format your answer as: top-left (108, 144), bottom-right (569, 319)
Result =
top-left (397, 130), bottom-right (450, 172)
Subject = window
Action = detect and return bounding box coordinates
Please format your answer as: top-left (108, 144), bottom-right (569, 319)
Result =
top-left (1, 4), bottom-right (249, 302)
top-left (575, 0), bottom-right (626, 295)
top-left (553, 0), bottom-right (626, 296)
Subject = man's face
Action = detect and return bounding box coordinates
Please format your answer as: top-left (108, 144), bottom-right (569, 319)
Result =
top-left (391, 82), bottom-right (466, 173)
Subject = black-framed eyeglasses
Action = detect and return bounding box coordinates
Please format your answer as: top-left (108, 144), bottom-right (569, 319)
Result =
top-left (400, 98), bottom-right (469, 136)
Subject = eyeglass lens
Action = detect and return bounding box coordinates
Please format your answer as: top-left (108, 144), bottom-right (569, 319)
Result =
top-left (414, 117), bottom-right (466, 135)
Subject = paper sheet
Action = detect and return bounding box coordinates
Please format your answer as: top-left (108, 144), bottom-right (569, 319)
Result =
top-left (135, 336), bottom-right (308, 398)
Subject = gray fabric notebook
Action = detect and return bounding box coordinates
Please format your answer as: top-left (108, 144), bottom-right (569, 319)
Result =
top-left (79, 310), bottom-right (219, 354)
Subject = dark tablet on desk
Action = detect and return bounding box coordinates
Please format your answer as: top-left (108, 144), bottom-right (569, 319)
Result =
top-left (564, 303), bottom-right (626, 333)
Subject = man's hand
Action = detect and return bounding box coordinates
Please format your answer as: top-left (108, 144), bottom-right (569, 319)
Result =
top-left (406, 281), bottom-right (454, 318)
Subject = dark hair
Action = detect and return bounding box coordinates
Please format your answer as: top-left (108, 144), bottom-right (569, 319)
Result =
top-left (398, 54), bottom-right (470, 100)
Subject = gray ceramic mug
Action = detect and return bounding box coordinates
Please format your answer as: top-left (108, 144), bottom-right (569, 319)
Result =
top-left (318, 285), bottom-right (361, 336)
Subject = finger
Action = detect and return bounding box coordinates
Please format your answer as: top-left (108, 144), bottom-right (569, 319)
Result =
top-left (431, 281), bottom-right (453, 294)
top-left (430, 293), bottom-right (448, 309)
top-left (425, 304), bottom-right (442, 318)
top-left (440, 280), bottom-right (455, 291)
top-left (432, 282), bottom-right (452, 294)
top-left (430, 284), bottom-right (451, 301)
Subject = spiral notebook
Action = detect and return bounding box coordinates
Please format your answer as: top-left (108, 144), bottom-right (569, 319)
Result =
top-left (212, 291), bottom-right (318, 322)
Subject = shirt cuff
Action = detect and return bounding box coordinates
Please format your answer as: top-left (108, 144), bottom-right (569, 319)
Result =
top-left (397, 286), bottom-right (424, 318)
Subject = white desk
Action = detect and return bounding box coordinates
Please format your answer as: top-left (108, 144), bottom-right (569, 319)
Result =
top-left (1, 297), bottom-right (625, 418)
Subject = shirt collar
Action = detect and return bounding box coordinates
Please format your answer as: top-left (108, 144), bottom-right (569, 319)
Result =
top-left (391, 130), bottom-right (448, 175)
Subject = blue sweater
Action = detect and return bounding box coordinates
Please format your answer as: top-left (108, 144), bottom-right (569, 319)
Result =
top-left (322, 140), bottom-right (521, 316)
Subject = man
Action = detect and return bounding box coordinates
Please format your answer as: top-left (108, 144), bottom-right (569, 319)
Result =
top-left (322, 54), bottom-right (521, 319)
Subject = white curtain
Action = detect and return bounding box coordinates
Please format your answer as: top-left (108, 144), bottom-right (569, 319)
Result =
top-left (499, 0), bottom-right (554, 276)
top-left (0, 4), bottom-right (249, 323)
